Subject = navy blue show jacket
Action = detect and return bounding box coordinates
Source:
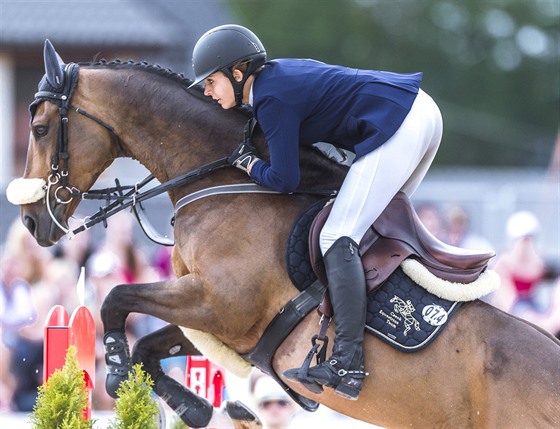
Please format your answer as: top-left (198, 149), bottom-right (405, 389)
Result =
top-left (250, 59), bottom-right (422, 192)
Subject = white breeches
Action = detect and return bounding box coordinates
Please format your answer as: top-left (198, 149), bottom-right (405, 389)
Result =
top-left (319, 89), bottom-right (443, 255)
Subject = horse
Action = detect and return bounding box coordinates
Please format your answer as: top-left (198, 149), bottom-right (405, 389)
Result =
top-left (11, 40), bottom-right (560, 428)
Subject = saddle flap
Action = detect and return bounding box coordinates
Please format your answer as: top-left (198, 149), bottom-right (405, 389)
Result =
top-left (308, 192), bottom-right (494, 293)
top-left (372, 193), bottom-right (495, 279)
top-left (308, 200), bottom-right (410, 294)
top-left (308, 202), bottom-right (332, 287)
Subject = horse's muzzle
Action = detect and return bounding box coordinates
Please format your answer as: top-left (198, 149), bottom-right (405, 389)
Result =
top-left (21, 205), bottom-right (67, 247)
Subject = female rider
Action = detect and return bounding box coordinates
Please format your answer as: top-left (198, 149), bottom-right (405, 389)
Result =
top-left (189, 24), bottom-right (443, 400)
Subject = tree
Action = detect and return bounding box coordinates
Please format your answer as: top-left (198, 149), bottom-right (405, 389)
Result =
top-left (229, 0), bottom-right (559, 167)
top-left (29, 346), bottom-right (91, 429)
top-left (108, 364), bottom-right (160, 429)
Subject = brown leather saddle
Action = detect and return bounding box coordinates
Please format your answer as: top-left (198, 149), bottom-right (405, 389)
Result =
top-left (309, 192), bottom-right (495, 313)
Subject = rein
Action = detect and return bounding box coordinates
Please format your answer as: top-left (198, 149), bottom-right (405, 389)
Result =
top-left (31, 61), bottom-right (233, 238)
top-left (33, 63), bottom-right (336, 242)
top-left (71, 157), bottom-right (230, 238)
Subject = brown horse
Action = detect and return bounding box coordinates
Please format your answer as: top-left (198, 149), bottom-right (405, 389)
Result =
top-left (12, 41), bottom-right (560, 428)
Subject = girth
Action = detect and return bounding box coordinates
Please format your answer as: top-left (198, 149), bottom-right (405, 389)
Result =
top-left (242, 281), bottom-right (325, 412)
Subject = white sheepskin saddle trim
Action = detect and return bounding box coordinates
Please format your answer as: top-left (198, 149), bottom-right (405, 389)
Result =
top-left (6, 177), bottom-right (46, 205)
top-left (179, 326), bottom-right (252, 377)
top-left (401, 258), bottom-right (500, 302)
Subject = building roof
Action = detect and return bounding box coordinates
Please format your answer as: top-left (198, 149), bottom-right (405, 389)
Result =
top-left (0, 0), bottom-right (231, 48)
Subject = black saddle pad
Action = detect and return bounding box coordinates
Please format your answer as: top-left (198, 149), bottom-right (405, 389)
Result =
top-left (285, 200), bottom-right (326, 291)
top-left (365, 267), bottom-right (462, 352)
top-left (286, 200), bottom-right (461, 353)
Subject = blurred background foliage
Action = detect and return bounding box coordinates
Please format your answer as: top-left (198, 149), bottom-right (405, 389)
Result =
top-left (229, 0), bottom-right (559, 168)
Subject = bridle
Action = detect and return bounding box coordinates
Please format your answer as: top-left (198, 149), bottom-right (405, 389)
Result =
top-left (35, 64), bottom-right (110, 201)
top-left (30, 62), bottom-right (232, 239)
top-left (31, 63), bottom-right (125, 233)
top-left (32, 63), bottom-right (335, 243)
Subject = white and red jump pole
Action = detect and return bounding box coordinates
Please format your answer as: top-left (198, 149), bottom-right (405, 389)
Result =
top-left (43, 304), bottom-right (96, 420)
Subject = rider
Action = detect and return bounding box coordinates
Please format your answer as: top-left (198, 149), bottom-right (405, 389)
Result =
top-left (189, 24), bottom-right (442, 400)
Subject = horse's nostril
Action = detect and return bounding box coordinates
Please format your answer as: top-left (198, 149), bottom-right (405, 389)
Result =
top-left (23, 215), bottom-right (36, 236)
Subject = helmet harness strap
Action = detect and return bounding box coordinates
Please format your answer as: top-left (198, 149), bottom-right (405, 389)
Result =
top-left (221, 59), bottom-right (262, 107)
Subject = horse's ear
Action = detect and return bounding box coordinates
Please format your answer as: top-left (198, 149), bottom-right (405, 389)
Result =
top-left (43, 39), bottom-right (66, 90)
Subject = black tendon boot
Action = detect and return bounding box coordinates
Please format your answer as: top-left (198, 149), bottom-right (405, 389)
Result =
top-left (104, 330), bottom-right (131, 398)
top-left (284, 236), bottom-right (368, 400)
top-left (154, 374), bottom-right (213, 428)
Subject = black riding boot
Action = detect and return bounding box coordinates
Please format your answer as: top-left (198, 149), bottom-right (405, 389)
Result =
top-left (284, 236), bottom-right (368, 400)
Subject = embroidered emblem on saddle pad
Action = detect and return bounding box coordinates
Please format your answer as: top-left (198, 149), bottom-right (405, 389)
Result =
top-left (365, 267), bottom-right (461, 352)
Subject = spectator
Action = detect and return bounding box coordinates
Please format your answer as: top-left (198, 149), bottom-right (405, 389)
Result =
top-left (416, 203), bottom-right (448, 241)
top-left (0, 219), bottom-right (53, 411)
top-left (6, 257), bottom-right (79, 412)
top-left (84, 212), bottom-right (162, 410)
top-left (3, 218), bottom-right (52, 285)
top-left (53, 214), bottom-right (95, 270)
top-left (152, 245), bottom-right (174, 280)
top-left (445, 205), bottom-right (493, 251)
top-left (0, 329), bottom-right (15, 411)
top-left (0, 253), bottom-right (35, 348)
top-left (87, 211), bottom-right (157, 284)
top-left (250, 370), bottom-right (296, 429)
top-left (520, 277), bottom-right (560, 336)
top-left (492, 211), bottom-right (548, 315)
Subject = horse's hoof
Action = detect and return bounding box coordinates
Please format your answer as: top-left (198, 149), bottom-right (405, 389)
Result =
top-left (224, 400), bottom-right (262, 429)
top-left (106, 372), bottom-right (128, 399)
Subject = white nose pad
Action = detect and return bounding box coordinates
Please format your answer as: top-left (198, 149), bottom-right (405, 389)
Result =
top-left (6, 177), bottom-right (47, 205)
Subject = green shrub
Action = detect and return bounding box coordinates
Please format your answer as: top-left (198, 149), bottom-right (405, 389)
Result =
top-left (108, 363), bottom-right (159, 429)
top-left (29, 345), bottom-right (91, 429)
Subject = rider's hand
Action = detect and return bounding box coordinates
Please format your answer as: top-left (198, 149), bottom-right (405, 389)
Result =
top-left (228, 141), bottom-right (261, 174)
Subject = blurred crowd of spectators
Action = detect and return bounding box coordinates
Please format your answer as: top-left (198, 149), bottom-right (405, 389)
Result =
top-left (416, 203), bottom-right (559, 334)
top-left (1, 205), bottom-right (558, 420)
top-left (0, 211), bottom-right (175, 412)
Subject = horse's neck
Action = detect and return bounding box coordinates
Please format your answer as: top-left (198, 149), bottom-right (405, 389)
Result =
top-left (79, 67), bottom-right (345, 196)
top-left (81, 68), bottom-right (239, 185)
top-left (298, 145), bottom-right (347, 191)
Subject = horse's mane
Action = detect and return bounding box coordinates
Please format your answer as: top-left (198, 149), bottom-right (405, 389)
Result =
top-left (79, 58), bottom-right (194, 89)
top-left (78, 58), bottom-right (252, 115)
top-left (77, 58), bottom-right (345, 188)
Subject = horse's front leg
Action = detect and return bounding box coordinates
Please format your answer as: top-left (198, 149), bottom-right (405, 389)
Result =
top-left (101, 275), bottom-right (209, 333)
top-left (109, 324), bottom-right (261, 429)
top-left (131, 324), bottom-right (218, 428)
top-left (101, 275), bottom-right (207, 396)
top-left (100, 278), bottom-right (262, 429)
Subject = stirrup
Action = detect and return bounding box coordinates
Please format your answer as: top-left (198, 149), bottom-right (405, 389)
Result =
top-left (283, 334), bottom-right (329, 394)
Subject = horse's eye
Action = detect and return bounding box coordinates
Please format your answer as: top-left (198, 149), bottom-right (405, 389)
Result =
top-left (33, 125), bottom-right (48, 138)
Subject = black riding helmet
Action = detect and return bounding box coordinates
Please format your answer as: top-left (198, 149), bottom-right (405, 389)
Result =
top-left (189, 24), bottom-right (267, 106)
